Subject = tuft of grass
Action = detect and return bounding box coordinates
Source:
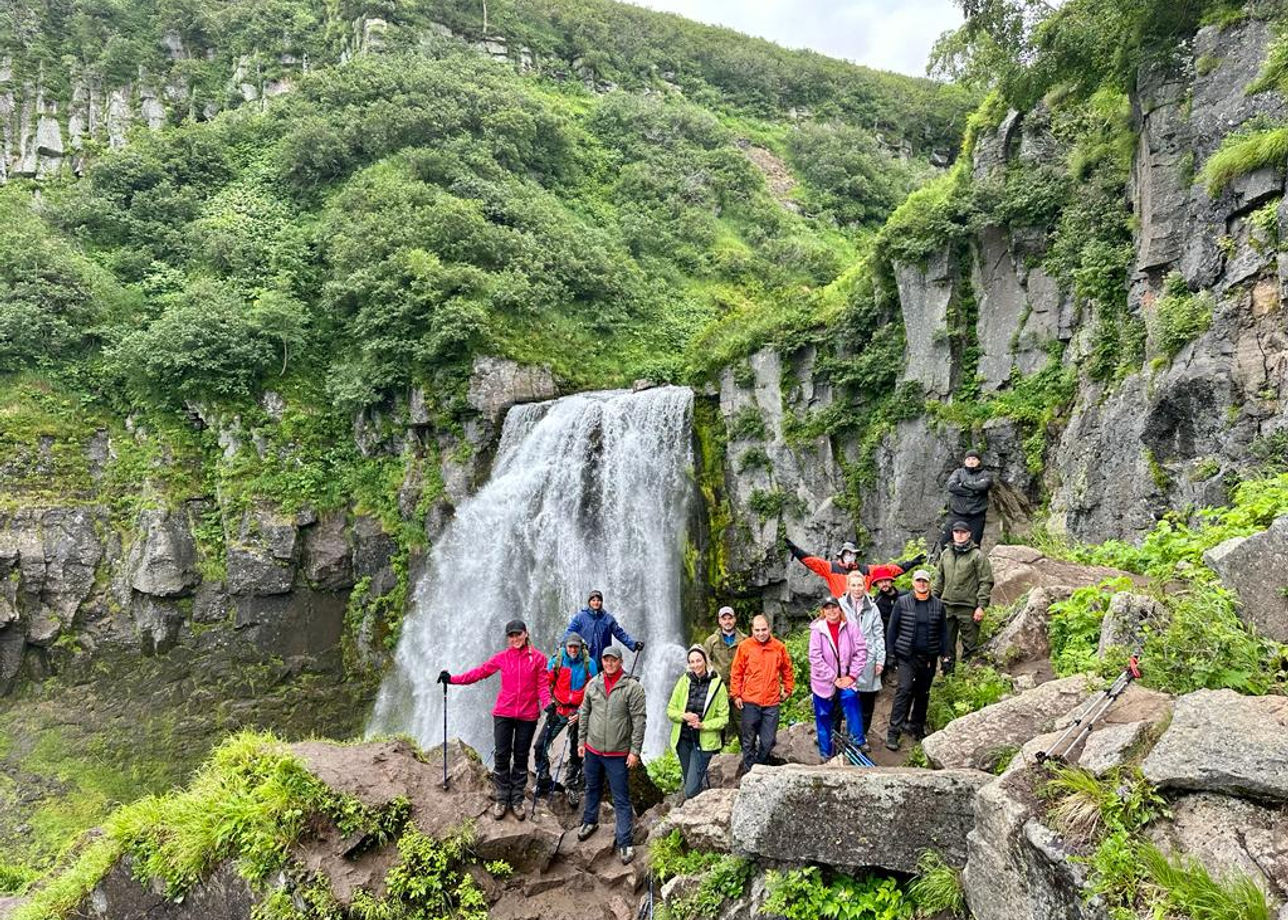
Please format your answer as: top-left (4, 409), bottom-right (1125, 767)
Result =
top-left (1200, 125), bottom-right (1288, 196)
top-left (926, 666), bottom-right (1012, 732)
top-left (909, 849), bottom-right (965, 918)
top-left (1139, 843), bottom-right (1271, 920)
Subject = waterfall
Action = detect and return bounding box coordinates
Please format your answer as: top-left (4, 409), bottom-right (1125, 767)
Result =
top-left (368, 385), bottom-right (695, 760)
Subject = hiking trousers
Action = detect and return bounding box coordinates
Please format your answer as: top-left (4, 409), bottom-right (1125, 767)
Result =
top-left (676, 736), bottom-right (714, 800)
top-left (739, 702), bottom-right (780, 772)
top-left (813, 688), bottom-right (865, 758)
top-left (943, 603), bottom-right (980, 674)
top-left (533, 710), bottom-right (582, 793)
top-left (888, 654), bottom-right (936, 738)
top-left (582, 751), bottom-right (633, 848)
top-left (493, 715), bottom-right (538, 805)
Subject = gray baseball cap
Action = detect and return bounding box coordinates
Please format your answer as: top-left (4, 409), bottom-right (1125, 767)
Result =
top-left (601, 645), bottom-right (624, 660)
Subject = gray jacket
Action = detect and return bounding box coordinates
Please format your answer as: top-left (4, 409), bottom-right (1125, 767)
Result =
top-left (579, 672), bottom-right (647, 757)
top-left (840, 592), bottom-right (885, 692)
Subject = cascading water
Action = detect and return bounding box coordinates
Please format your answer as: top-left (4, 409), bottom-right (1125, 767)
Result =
top-left (368, 385), bottom-right (695, 760)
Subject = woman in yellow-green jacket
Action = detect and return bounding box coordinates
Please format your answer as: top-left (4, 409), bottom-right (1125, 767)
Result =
top-left (667, 644), bottom-right (730, 800)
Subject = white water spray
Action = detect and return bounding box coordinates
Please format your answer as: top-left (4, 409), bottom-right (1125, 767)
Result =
top-left (369, 386), bottom-right (695, 760)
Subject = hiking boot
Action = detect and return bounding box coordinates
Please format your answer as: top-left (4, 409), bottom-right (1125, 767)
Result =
top-left (885, 734), bottom-right (901, 752)
top-left (491, 802), bottom-right (508, 820)
top-left (566, 788), bottom-right (581, 808)
top-left (858, 740), bottom-right (872, 754)
top-left (617, 845), bottom-right (635, 865)
top-left (909, 724), bottom-right (926, 741)
top-left (511, 802), bottom-right (527, 821)
top-left (576, 822), bottom-right (598, 841)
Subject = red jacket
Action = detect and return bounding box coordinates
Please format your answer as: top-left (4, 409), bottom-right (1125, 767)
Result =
top-left (451, 644), bottom-right (552, 720)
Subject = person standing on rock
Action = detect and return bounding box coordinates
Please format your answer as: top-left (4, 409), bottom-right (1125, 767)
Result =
top-left (785, 537), bottom-right (924, 599)
top-left (934, 522), bottom-right (995, 675)
top-left (730, 614), bottom-right (794, 774)
top-left (437, 619), bottom-right (550, 820)
top-left (703, 605), bottom-right (747, 745)
top-left (935, 450), bottom-right (993, 554)
top-left (841, 571), bottom-right (885, 751)
top-left (666, 645), bottom-right (729, 800)
top-left (809, 597), bottom-right (868, 758)
top-left (577, 645), bottom-right (647, 865)
top-left (533, 632), bottom-right (597, 803)
top-left (884, 570), bottom-right (950, 751)
top-left (564, 590), bottom-right (644, 663)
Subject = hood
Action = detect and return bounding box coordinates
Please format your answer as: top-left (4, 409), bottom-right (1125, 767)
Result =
top-left (580, 606), bottom-right (606, 619)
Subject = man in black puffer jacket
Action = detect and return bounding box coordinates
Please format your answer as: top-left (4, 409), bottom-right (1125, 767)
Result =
top-left (935, 450), bottom-right (993, 554)
top-left (884, 569), bottom-right (950, 751)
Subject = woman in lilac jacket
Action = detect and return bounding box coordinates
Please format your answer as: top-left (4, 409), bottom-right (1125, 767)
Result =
top-left (438, 618), bottom-right (551, 820)
top-left (807, 597), bottom-right (868, 758)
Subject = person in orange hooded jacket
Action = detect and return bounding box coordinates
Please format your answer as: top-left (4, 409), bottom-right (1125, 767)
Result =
top-left (730, 615), bottom-right (794, 774)
top-left (784, 537), bottom-right (924, 599)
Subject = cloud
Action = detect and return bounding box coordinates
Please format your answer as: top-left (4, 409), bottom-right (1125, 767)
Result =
top-left (629, 0), bottom-right (963, 77)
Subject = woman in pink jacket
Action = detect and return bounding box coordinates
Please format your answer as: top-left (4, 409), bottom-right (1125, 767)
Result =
top-left (808, 597), bottom-right (868, 758)
top-left (438, 618), bottom-right (551, 820)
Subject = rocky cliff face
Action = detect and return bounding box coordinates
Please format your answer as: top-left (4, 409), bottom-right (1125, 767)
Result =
top-left (0, 357), bottom-right (555, 865)
top-left (709, 17), bottom-right (1288, 622)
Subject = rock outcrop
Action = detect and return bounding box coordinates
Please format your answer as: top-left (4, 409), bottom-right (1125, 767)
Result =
top-left (1204, 514), bottom-right (1288, 643)
top-left (923, 676), bottom-right (1091, 771)
top-left (731, 764), bottom-right (991, 873)
top-left (1142, 689), bottom-right (1288, 800)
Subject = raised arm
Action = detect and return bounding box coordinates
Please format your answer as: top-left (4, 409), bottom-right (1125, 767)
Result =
top-left (451, 652), bottom-right (502, 685)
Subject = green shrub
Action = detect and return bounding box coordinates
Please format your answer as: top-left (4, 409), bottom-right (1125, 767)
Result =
top-left (1150, 272), bottom-right (1214, 360)
top-left (727, 407), bottom-right (768, 441)
top-left (926, 666), bottom-right (1012, 732)
top-left (1047, 579), bottom-right (1131, 677)
top-left (646, 750), bottom-right (683, 796)
top-left (764, 866), bottom-right (912, 920)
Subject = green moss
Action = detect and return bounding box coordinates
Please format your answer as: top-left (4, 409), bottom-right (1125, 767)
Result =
top-left (1149, 273), bottom-right (1213, 360)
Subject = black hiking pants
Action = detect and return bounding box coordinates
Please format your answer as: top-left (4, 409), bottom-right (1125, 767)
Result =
top-left (888, 654), bottom-right (936, 739)
top-left (493, 715), bottom-right (538, 805)
top-left (533, 710), bottom-right (582, 793)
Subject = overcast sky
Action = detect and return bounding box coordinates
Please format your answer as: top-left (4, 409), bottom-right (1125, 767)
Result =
top-left (628, 0), bottom-right (963, 77)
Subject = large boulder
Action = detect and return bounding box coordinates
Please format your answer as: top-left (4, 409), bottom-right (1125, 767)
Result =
top-left (649, 788), bottom-right (738, 852)
top-left (922, 676), bottom-right (1091, 771)
top-left (767, 720), bottom-right (822, 766)
top-left (467, 356), bottom-right (557, 425)
top-left (1097, 591), bottom-right (1168, 656)
top-left (1142, 689), bottom-right (1288, 800)
top-left (1149, 793), bottom-right (1288, 906)
top-left (964, 768), bottom-right (1107, 920)
top-left (986, 586), bottom-right (1070, 673)
top-left (1203, 515), bottom-right (1288, 643)
top-left (730, 765), bottom-right (991, 873)
top-left (988, 546), bottom-right (1143, 606)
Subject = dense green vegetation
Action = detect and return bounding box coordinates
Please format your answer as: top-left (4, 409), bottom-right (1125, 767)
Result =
top-left (7, 732), bottom-right (476, 920)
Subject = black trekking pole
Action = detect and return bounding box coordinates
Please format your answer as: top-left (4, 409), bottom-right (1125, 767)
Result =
top-left (442, 679), bottom-right (450, 790)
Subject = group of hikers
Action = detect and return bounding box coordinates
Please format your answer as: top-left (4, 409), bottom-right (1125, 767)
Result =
top-left (437, 450), bottom-right (995, 866)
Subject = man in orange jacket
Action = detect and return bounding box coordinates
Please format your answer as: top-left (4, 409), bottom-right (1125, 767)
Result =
top-left (784, 537), bottom-right (924, 599)
top-left (730, 614), bottom-right (794, 775)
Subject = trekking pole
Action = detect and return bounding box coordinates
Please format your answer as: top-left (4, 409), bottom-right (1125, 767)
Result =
top-left (628, 646), bottom-right (643, 679)
top-left (1036, 656), bottom-right (1141, 765)
top-left (442, 679), bottom-right (450, 790)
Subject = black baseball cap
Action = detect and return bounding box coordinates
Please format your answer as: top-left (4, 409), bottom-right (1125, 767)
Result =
top-left (504, 619), bottom-right (527, 635)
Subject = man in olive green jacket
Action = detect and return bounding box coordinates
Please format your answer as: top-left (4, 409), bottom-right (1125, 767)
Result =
top-left (703, 606), bottom-right (747, 744)
top-left (577, 646), bottom-right (647, 864)
top-left (934, 521), bottom-right (995, 674)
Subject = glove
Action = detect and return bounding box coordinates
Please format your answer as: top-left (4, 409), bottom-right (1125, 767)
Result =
top-left (634, 640), bottom-right (645, 652)
top-left (437, 670), bottom-right (451, 686)
top-left (784, 538), bottom-right (806, 560)
top-left (545, 702), bottom-right (557, 716)
top-left (910, 553), bottom-right (927, 567)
